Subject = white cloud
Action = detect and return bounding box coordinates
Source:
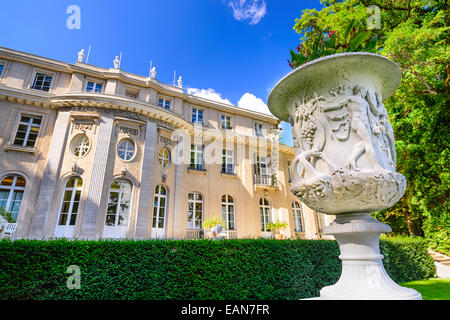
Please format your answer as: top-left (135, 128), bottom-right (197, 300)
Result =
top-left (187, 87), bottom-right (272, 116)
top-left (237, 92), bottom-right (272, 115)
top-left (228, 0), bottom-right (267, 25)
top-left (187, 88), bottom-right (233, 105)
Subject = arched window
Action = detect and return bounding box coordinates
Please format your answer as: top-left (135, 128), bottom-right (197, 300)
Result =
top-left (187, 192), bottom-right (203, 230)
top-left (221, 194), bottom-right (235, 230)
top-left (153, 185), bottom-right (167, 229)
top-left (117, 139), bottom-right (135, 161)
top-left (259, 198), bottom-right (271, 232)
top-left (57, 177), bottom-right (83, 227)
top-left (105, 180), bottom-right (132, 227)
top-left (0, 175), bottom-right (26, 222)
top-left (292, 201), bottom-right (305, 232)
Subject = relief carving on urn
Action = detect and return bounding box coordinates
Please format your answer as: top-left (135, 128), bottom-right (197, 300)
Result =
top-left (269, 53), bottom-right (421, 299)
top-left (285, 61), bottom-right (406, 215)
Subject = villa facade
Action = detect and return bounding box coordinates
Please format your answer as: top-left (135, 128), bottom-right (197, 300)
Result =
top-left (0, 47), bottom-right (333, 240)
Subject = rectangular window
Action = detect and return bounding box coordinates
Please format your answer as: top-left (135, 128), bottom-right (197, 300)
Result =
top-left (254, 123), bottom-right (263, 136)
top-left (158, 98), bottom-right (171, 110)
top-left (0, 64), bottom-right (4, 77)
top-left (220, 115), bottom-right (232, 129)
top-left (13, 115), bottom-right (42, 148)
top-left (31, 73), bottom-right (53, 92)
top-left (190, 144), bottom-right (204, 170)
top-left (192, 108), bottom-right (203, 124)
top-left (254, 156), bottom-right (270, 185)
top-left (86, 81), bottom-right (103, 93)
top-left (222, 150), bottom-right (234, 174)
top-left (256, 156), bottom-right (269, 176)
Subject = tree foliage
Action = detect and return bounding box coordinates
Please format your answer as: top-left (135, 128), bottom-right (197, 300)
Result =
top-left (290, 0), bottom-right (449, 253)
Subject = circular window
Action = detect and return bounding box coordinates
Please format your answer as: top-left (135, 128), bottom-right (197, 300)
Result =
top-left (158, 148), bottom-right (171, 168)
top-left (72, 134), bottom-right (90, 158)
top-left (117, 139), bottom-right (136, 161)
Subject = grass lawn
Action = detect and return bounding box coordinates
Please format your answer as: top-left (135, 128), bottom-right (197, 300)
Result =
top-left (400, 278), bottom-right (450, 300)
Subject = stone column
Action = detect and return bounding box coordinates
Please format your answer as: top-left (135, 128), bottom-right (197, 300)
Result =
top-left (29, 111), bottom-right (70, 239)
top-left (170, 130), bottom-right (187, 239)
top-left (134, 121), bottom-right (157, 238)
top-left (80, 113), bottom-right (114, 239)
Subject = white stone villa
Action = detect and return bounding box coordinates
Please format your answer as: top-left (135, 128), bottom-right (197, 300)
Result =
top-left (0, 46), bottom-right (332, 240)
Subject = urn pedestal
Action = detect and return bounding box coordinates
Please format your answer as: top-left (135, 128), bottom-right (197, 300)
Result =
top-left (268, 53), bottom-right (421, 300)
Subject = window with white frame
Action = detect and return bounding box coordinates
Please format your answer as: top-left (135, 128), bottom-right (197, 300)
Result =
top-left (254, 123), bottom-right (263, 136)
top-left (254, 155), bottom-right (270, 185)
top-left (71, 134), bottom-right (90, 158)
top-left (0, 175), bottom-right (26, 222)
top-left (158, 98), bottom-right (171, 110)
top-left (220, 115), bottom-right (232, 129)
top-left (117, 139), bottom-right (135, 161)
top-left (86, 81), bottom-right (103, 93)
top-left (152, 185), bottom-right (167, 229)
top-left (255, 156), bottom-right (270, 176)
top-left (316, 212), bottom-right (326, 233)
top-left (222, 149), bottom-right (234, 174)
top-left (31, 72), bottom-right (53, 92)
top-left (13, 114), bottom-right (42, 148)
top-left (192, 108), bottom-right (203, 124)
top-left (187, 192), bottom-right (203, 230)
top-left (190, 144), bottom-right (204, 170)
top-left (0, 64), bottom-right (4, 77)
top-left (259, 198), bottom-right (271, 232)
top-left (221, 194), bottom-right (235, 230)
top-left (105, 180), bottom-right (132, 227)
top-left (292, 201), bottom-right (305, 232)
top-left (57, 177), bottom-right (83, 227)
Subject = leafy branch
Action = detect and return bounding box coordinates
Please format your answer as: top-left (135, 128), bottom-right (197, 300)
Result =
top-left (288, 19), bottom-right (381, 69)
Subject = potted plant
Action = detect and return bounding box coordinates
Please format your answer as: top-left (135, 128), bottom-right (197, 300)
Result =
top-left (202, 215), bottom-right (226, 240)
top-left (0, 208), bottom-right (15, 223)
top-left (267, 20), bottom-right (421, 299)
top-left (266, 220), bottom-right (288, 240)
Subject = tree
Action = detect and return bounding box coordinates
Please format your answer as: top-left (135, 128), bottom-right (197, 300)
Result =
top-left (290, 0), bottom-right (449, 252)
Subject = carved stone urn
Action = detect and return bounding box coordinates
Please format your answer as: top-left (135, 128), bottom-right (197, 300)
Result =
top-left (268, 53), bottom-right (421, 300)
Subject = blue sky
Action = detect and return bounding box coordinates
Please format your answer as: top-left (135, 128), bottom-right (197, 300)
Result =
top-left (0, 0), bottom-right (322, 146)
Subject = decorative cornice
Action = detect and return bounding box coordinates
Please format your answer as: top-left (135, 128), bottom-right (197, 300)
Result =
top-left (0, 86), bottom-right (295, 155)
top-left (0, 46), bottom-right (279, 124)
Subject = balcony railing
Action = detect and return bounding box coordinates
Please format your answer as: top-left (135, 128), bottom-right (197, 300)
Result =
top-left (185, 229), bottom-right (204, 239)
top-left (1, 223), bottom-right (17, 238)
top-left (185, 229), bottom-right (237, 239)
top-left (253, 174), bottom-right (277, 187)
top-left (226, 230), bottom-right (238, 239)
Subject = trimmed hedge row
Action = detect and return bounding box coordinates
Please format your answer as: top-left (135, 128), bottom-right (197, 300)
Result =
top-left (0, 238), bottom-right (435, 300)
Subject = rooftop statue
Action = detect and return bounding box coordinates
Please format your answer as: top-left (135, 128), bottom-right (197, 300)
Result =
top-left (113, 56), bottom-right (120, 69)
top-left (77, 49), bottom-right (84, 63)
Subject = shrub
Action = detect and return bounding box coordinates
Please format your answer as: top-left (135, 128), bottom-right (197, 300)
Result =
top-left (0, 238), bottom-right (435, 300)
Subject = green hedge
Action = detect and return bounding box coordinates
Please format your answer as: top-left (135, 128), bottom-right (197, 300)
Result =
top-left (0, 238), bottom-right (436, 300)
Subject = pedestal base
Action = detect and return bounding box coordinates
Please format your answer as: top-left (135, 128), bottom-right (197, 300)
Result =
top-left (319, 213), bottom-right (422, 300)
